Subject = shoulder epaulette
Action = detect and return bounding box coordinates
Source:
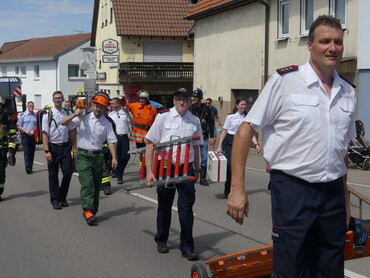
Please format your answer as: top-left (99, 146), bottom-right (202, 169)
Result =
top-left (159, 109), bottom-right (170, 114)
top-left (339, 74), bottom-right (356, 88)
top-left (276, 65), bottom-right (299, 75)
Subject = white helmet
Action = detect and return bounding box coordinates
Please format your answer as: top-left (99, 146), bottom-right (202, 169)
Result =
top-left (0, 96), bottom-right (5, 105)
top-left (138, 90), bottom-right (149, 100)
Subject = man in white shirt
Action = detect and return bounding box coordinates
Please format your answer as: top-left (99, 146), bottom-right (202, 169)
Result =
top-left (227, 15), bottom-right (356, 278)
top-left (108, 97), bottom-right (133, 185)
top-left (42, 91), bottom-right (76, 210)
top-left (62, 95), bottom-right (117, 225)
top-left (145, 88), bottom-right (203, 261)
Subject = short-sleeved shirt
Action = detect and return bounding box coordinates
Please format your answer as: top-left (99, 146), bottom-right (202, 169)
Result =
top-left (145, 107), bottom-right (204, 164)
top-left (42, 108), bottom-right (72, 144)
top-left (210, 106), bottom-right (218, 118)
top-left (17, 110), bottom-right (36, 133)
top-left (223, 112), bottom-right (246, 135)
top-left (69, 112), bottom-right (117, 151)
top-left (245, 62), bottom-right (356, 183)
top-left (108, 108), bottom-right (131, 135)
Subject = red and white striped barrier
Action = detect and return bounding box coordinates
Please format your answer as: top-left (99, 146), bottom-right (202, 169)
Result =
top-left (124, 135), bottom-right (201, 191)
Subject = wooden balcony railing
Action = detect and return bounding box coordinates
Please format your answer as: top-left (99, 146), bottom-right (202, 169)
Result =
top-left (119, 62), bottom-right (193, 85)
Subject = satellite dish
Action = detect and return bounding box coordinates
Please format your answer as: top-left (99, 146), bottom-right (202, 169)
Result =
top-left (79, 59), bottom-right (91, 70)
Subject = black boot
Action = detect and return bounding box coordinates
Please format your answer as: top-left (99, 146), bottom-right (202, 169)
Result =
top-left (200, 168), bottom-right (209, 186)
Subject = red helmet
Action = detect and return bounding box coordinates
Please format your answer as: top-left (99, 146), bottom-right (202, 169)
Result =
top-left (92, 95), bottom-right (108, 107)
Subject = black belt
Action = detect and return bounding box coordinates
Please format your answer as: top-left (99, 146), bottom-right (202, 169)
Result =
top-left (50, 142), bottom-right (69, 147)
top-left (134, 123), bottom-right (150, 131)
top-left (270, 169), bottom-right (283, 174)
top-left (78, 148), bottom-right (102, 154)
top-left (117, 134), bottom-right (128, 137)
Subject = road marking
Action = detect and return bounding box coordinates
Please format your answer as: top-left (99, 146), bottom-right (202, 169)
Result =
top-left (128, 192), bottom-right (180, 212)
top-left (345, 269), bottom-right (368, 278)
top-left (34, 160), bottom-right (80, 176)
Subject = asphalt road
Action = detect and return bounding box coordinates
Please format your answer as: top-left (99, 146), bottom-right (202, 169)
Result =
top-left (1, 146), bottom-right (369, 278)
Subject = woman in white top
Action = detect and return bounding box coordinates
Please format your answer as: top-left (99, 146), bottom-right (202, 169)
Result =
top-left (217, 98), bottom-right (261, 198)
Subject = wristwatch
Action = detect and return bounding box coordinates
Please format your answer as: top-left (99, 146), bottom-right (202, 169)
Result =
top-left (44, 150), bottom-right (50, 153)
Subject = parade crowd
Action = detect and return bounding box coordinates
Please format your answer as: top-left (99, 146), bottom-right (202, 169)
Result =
top-left (0, 15), bottom-right (360, 277)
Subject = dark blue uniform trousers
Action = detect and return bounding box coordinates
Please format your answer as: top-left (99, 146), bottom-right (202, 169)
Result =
top-left (270, 171), bottom-right (346, 278)
top-left (48, 143), bottom-right (74, 205)
top-left (222, 133), bottom-right (234, 196)
top-left (155, 163), bottom-right (196, 252)
top-left (21, 132), bottom-right (36, 171)
top-left (116, 134), bottom-right (130, 181)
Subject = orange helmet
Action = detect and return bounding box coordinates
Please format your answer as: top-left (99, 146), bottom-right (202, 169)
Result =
top-left (92, 95), bottom-right (108, 107)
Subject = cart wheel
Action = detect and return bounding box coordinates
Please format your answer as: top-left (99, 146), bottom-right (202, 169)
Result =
top-left (191, 263), bottom-right (208, 278)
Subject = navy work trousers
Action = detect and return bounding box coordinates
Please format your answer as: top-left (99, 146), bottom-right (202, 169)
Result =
top-left (155, 163), bottom-right (196, 252)
top-left (270, 171), bottom-right (346, 278)
top-left (21, 132), bottom-right (36, 171)
top-left (116, 134), bottom-right (130, 181)
top-left (222, 133), bottom-right (234, 196)
top-left (48, 143), bottom-right (74, 205)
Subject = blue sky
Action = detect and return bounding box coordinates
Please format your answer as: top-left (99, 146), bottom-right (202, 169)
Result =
top-left (0, 0), bottom-right (94, 47)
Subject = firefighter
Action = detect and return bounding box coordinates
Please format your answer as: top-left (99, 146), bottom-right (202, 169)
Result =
top-left (128, 90), bottom-right (157, 165)
top-left (0, 96), bottom-right (17, 201)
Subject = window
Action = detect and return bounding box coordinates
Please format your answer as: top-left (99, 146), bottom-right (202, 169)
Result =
top-left (68, 64), bottom-right (86, 78)
top-left (278, 0), bottom-right (290, 39)
top-left (330, 0), bottom-right (346, 28)
top-left (1, 66), bottom-right (7, 76)
top-left (110, 0), bottom-right (113, 23)
top-left (101, 5), bottom-right (105, 27)
top-left (34, 65), bottom-right (40, 79)
top-left (68, 65), bottom-right (79, 77)
top-left (15, 66), bottom-right (20, 75)
top-left (20, 65), bottom-right (26, 76)
top-left (105, 3), bottom-right (108, 26)
top-left (80, 69), bottom-right (86, 77)
top-left (301, 0), bottom-right (315, 35)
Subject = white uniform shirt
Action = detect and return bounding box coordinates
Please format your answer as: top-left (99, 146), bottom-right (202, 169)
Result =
top-left (69, 112), bottom-right (117, 151)
top-left (223, 112), bottom-right (246, 135)
top-left (246, 62), bottom-right (356, 183)
top-left (145, 107), bottom-right (204, 164)
top-left (42, 107), bottom-right (72, 144)
top-left (108, 108), bottom-right (131, 135)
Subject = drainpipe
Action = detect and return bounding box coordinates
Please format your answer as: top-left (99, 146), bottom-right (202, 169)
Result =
top-left (258, 0), bottom-right (270, 85)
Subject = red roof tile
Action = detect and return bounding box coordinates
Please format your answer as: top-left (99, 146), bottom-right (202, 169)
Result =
top-left (0, 40), bottom-right (30, 54)
top-left (186, 0), bottom-right (256, 19)
top-left (0, 33), bottom-right (91, 60)
top-left (112, 0), bottom-right (194, 37)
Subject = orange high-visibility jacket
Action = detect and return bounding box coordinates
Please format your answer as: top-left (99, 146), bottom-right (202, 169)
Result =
top-left (128, 103), bottom-right (157, 143)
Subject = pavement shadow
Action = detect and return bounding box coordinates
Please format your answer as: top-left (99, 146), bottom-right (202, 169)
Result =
top-left (64, 196), bottom-right (81, 207)
top-left (142, 227), bottom-right (261, 261)
top-left (5, 190), bottom-right (48, 201)
top-left (98, 203), bottom-right (153, 223)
